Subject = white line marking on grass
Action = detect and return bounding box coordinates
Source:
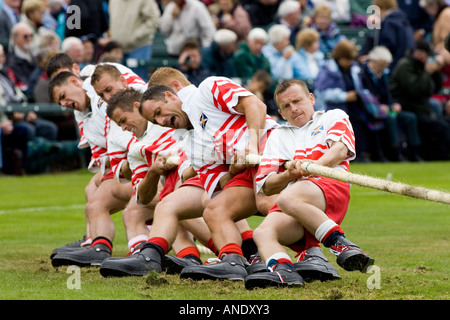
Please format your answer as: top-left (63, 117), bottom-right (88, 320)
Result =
top-left (0, 204), bottom-right (84, 215)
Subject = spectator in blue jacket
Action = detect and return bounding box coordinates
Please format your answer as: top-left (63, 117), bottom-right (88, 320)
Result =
top-left (310, 3), bottom-right (346, 58)
top-left (262, 24), bottom-right (303, 80)
top-left (361, 46), bottom-right (423, 161)
top-left (315, 39), bottom-right (386, 162)
top-left (294, 28), bottom-right (324, 87)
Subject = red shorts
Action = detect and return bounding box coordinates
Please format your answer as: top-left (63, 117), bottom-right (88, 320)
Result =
top-left (180, 175), bottom-right (204, 189)
top-left (159, 170), bottom-right (180, 200)
top-left (101, 169), bottom-right (114, 182)
top-left (223, 166), bottom-right (258, 190)
top-left (268, 175), bottom-right (350, 225)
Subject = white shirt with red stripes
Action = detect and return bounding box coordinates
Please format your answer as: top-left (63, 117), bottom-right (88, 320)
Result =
top-left (108, 121), bottom-right (139, 182)
top-left (177, 77), bottom-right (279, 197)
top-left (74, 63), bottom-right (146, 174)
top-left (255, 109), bottom-right (356, 195)
top-left (128, 122), bottom-right (189, 193)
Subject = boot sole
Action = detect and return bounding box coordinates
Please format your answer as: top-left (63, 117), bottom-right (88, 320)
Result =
top-left (180, 271), bottom-right (246, 281)
top-left (295, 266), bottom-right (341, 282)
top-left (51, 256), bottom-right (106, 267)
top-left (338, 251), bottom-right (375, 272)
top-left (100, 266), bottom-right (149, 277)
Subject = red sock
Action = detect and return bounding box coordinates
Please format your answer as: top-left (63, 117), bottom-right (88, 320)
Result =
top-left (207, 238), bottom-right (219, 256)
top-left (240, 230), bottom-right (253, 241)
top-left (218, 243), bottom-right (243, 259)
top-left (91, 237), bottom-right (112, 253)
top-left (148, 237), bottom-right (169, 254)
top-left (176, 246), bottom-right (200, 259)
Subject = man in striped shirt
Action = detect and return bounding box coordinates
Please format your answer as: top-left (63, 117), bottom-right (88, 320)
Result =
top-left (47, 62), bottom-right (152, 266)
top-left (98, 67), bottom-right (269, 280)
top-left (245, 79), bottom-right (374, 289)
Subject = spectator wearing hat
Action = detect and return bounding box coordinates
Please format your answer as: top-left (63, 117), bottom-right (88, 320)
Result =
top-left (269, 0), bottom-right (302, 46)
top-left (233, 27), bottom-right (271, 79)
top-left (201, 28), bottom-right (238, 77)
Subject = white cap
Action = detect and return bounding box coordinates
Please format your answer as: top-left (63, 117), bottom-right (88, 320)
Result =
top-left (214, 29), bottom-right (238, 45)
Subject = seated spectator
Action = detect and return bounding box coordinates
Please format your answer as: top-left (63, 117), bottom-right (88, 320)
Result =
top-left (38, 30), bottom-right (61, 53)
top-left (80, 35), bottom-right (96, 67)
top-left (6, 22), bottom-right (37, 93)
top-left (0, 0), bottom-right (22, 45)
top-left (262, 24), bottom-right (302, 80)
top-left (99, 40), bottom-right (123, 64)
top-left (310, 3), bottom-right (346, 58)
top-left (269, 0), bottom-right (302, 46)
top-left (361, 46), bottom-right (423, 161)
top-left (233, 27), bottom-right (271, 79)
top-left (20, 0), bottom-right (46, 56)
top-left (245, 69), bottom-right (280, 121)
top-left (159, 0), bottom-right (216, 56)
top-left (61, 36), bottom-right (84, 66)
top-left (177, 39), bottom-right (210, 86)
top-left (0, 109), bottom-right (29, 175)
top-left (299, 0), bottom-right (315, 27)
top-left (294, 28), bottom-right (324, 84)
top-left (243, 0), bottom-right (281, 29)
top-left (311, 0), bottom-right (351, 24)
top-left (201, 28), bottom-right (238, 77)
top-left (360, 0), bottom-right (415, 70)
top-left (419, 0), bottom-right (450, 99)
top-left (0, 43), bottom-right (26, 104)
top-left (33, 49), bottom-right (59, 103)
top-left (390, 39), bottom-right (450, 160)
top-left (3, 38), bottom-right (58, 143)
top-left (212, 0), bottom-right (252, 42)
top-left (315, 39), bottom-right (386, 162)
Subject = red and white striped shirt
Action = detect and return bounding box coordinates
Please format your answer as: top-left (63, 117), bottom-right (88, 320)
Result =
top-left (75, 63), bottom-right (146, 174)
top-left (128, 123), bottom-right (189, 191)
top-left (255, 109), bottom-right (356, 195)
top-left (178, 77), bottom-right (279, 197)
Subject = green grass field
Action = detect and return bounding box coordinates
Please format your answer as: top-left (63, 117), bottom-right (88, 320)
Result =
top-left (0, 162), bottom-right (449, 301)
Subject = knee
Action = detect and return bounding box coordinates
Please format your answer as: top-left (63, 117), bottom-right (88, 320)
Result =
top-left (276, 190), bottom-right (293, 212)
top-left (202, 206), bottom-right (218, 227)
top-left (252, 224), bottom-right (267, 245)
top-left (153, 198), bottom-right (177, 220)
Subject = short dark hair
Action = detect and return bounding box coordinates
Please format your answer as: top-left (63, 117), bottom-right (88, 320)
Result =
top-left (48, 71), bottom-right (78, 103)
top-left (274, 79), bottom-right (310, 108)
top-left (46, 52), bottom-right (75, 78)
top-left (107, 88), bottom-right (142, 120)
top-left (140, 85), bottom-right (175, 115)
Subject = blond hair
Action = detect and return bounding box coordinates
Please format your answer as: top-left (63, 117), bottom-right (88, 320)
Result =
top-left (148, 67), bottom-right (191, 88)
top-left (295, 28), bottom-right (320, 50)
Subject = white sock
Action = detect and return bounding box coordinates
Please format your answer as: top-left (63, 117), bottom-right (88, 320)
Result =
top-left (128, 234), bottom-right (149, 251)
top-left (265, 252), bottom-right (293, 270)
top-left (315, 219), bottom-right (338, 243)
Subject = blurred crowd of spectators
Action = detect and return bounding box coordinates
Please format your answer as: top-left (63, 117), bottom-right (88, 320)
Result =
top-left (1, 0), bottom-right (450, 175)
